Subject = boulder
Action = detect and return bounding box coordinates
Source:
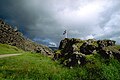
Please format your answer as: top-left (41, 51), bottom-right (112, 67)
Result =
top-left (80, 42), bottom-right (96, 55)
top-left (113, 52), bottom-right (120, 61)
top-left (59, 38), bottom-right (81, 50)
top-left (62, 52), bottom-right (86, 67)
top-left (99, 49), bottom-right (113, 59)
top-left (97, 40), bottom-right (116, 49)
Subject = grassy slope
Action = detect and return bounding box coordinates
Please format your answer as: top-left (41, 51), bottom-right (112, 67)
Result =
top-left (0, 44), bottom-right (23, 55)
top-left (0, 44), bottom-right (120, 80)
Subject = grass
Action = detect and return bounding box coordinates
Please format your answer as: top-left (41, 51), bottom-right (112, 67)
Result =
top-left (85, 53), bottom-right (120, 80)
top-left (0, 44), bottom-right (23, 55)
top-left (0, 52), bottom-right (120, 80)
top-left (0, 44), bottom-right (120, 80)
top-left (0, 53), bottom-right (87, 80)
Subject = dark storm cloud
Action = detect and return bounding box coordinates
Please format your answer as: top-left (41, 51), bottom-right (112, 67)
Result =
top-left (0, 0), bottom-right (37, 25)
top-left (0, 0), bottom-right (120, 46)
top-left (0, 0), bottom-right (40, 36)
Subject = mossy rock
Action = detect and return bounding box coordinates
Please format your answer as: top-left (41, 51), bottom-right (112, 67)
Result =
top-left (54, 38), bottom-right (120, 67)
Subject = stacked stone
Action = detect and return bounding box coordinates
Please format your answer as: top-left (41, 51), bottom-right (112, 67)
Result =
top-left (0, 19), bottom-right (53, 56)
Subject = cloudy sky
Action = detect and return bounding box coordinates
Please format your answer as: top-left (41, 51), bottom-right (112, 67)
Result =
top-left (0, 0), bottom-right (120, 47)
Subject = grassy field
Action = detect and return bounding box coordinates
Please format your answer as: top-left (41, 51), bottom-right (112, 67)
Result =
top-left (0, 44), bottom-right (23, 55)
top-left (0, 44), bottom-right (120, 80)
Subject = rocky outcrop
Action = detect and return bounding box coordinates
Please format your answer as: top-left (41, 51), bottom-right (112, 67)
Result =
top-left (54, 38), bottom-right (120, 68)
top-left (0, 19), bottom-right (53, 56)
top-left (80, 42), bottom-right (96, 55)
top-left (97, 40), bottom-right (115, 49)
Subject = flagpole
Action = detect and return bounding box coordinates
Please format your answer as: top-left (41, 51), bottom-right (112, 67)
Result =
top-left (65, 31), bottom-right (67, 38)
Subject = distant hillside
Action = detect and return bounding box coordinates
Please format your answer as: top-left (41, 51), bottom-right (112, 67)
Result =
top-left (0, 19), bottom-right (53, 56)
top-left (49, 47), bottom-right (58, 51)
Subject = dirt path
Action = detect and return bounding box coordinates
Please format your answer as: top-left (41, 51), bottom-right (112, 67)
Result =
top-left (0, 53), bottom-right (23, 58)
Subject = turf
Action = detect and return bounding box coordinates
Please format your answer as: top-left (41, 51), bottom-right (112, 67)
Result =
top-left (0, 44), bottom-right (23, 55)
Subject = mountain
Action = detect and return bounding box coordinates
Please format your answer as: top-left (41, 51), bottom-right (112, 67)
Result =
top-left (0, 19), bottom-right (53, 56)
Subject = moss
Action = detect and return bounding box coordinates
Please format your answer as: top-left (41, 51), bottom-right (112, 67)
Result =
top-left (54, 50), bottom-right (61, 54)
top-left (104, 46), bottom-right (120, 53)
top-left (113, 45), bottom-right (120, 50)
top-left (86, 54), bottom-right (95, 61)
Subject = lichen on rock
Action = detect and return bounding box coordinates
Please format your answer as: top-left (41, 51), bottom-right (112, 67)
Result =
top-left (54, 38), bottom-right (120, 68)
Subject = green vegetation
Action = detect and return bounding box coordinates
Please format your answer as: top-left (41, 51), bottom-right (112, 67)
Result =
top-left (0, 44), bottom-right (120, 80)
top-left (0, 44), bottom-right (23, 55)
top-left (0, 53), bottom-right (86, 80)
top-left (84, 53), bottom-right (120, 79)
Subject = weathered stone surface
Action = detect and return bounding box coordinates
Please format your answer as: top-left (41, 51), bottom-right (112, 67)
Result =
top-left (99, 49), bottom-right (113, 59)
top-left (59, 38), bottom-right (81, 50)
top-left (80, 42), bottom-right (96, 55)
top-left (97, 40), bottom-right (116, 49)
top-left (54, 38), bottom-right (120, 67)
top-left (0, 19), bottom-right (53, 56)
top-left (113, 52), bottom-right (120, 61)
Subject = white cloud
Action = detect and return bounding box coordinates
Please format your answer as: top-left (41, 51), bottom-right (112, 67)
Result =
top-left (48, 42), bottom-right (57, 47)
top-left (85, 35), bottom-right (94, 40)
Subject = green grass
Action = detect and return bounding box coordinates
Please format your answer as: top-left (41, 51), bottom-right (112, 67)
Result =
top-left (0, 52), bottom-right (120, 80)
top-left (0, 44), bottom-right (120, 80)
top-left (0, 44), bottom-right (23, 55)
top-left (85, 53), bottom-right (120, 80)
top-left (0, 53), bottom-right (87, 80)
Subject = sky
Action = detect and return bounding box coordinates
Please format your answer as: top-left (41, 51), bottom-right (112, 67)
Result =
top-left (0, 0), bottom-right (120, 47)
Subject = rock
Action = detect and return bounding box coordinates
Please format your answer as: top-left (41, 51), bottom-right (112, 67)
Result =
top-left (80, 42), bottom-right (96, 55)
top-left (62, 52), bottom-right (86, 67)
top-left (53, 50), bottom-right (62, 60)
top-left (0, 19), bottom-right (53, 56)
top-left (59, 38), bottom-right (68, 50)
top-left (55, 38), bottom-right (87, 67)
top-left (99, 49), bottom-right (113, 59)
top-left (59, 38), bottom-right (81, 50)
top-left (100, 46), bottom-right (120, 60)
top-left (113, 52), bottom-right (120, 61)
top-left (54, 38), bottom-right (120, 67)
top-left (72, 44), bottom-right (79, 52)
top-left (97, 40), bottom-right (116, 49)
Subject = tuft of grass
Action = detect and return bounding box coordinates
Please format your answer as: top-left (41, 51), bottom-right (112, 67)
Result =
top-left (0, 44), bottom-right (23, 55)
